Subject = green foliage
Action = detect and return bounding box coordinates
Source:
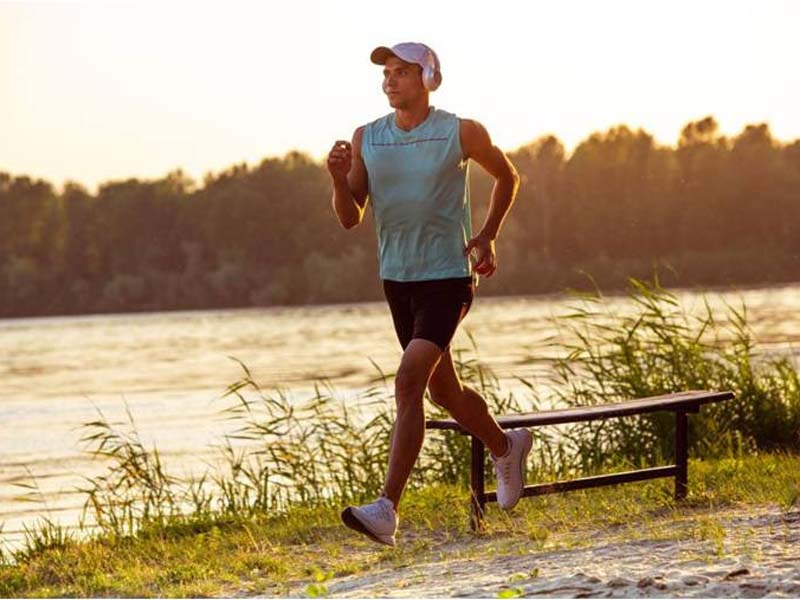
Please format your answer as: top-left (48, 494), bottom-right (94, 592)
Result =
top-left (14, 518), bottom-right (75, 564)
top-left (303, 569), bottom-right (333, 597)
top-left (3, 118), bottom-right (800, 317)
top-left (497, 586), bottom-right (525, 598)
top-left (6, 468), bottom-right (76, 564)
top-left (48, 345), bottom-right (525, 555)
top-left (551, 278), bottom-right (800, 471)
top-left (77, 403), bottom-right (182, 538)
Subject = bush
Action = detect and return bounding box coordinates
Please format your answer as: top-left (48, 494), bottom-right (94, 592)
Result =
top-left (551, 278), bottom-right (800, 470)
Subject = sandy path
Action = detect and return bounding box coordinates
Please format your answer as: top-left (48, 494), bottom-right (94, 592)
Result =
top-left (290, 506), bottom-right (800, 598)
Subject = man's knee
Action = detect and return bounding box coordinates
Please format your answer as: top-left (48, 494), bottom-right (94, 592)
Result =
top-left (394, 365), bottom-right (428, 408)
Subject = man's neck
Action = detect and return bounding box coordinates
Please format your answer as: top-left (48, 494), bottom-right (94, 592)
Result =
top-left (394, 103), bottom-right (432, 132)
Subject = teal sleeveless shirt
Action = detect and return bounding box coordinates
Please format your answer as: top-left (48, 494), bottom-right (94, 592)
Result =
top-left (361, 107), bottom-right (473, 281)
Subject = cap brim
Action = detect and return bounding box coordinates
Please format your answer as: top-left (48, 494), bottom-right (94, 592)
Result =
top-left (370, 46), bottom-right (395, 65)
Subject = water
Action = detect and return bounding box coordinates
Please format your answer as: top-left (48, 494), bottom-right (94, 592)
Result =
top-left (1, 283), bottom-right (799, 553)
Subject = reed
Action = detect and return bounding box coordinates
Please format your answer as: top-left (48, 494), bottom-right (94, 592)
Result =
top-left (217, 347), bottom-right (521, 507)
top-left (77, 403), bottom-right (182, 539)
top-left (551, 277), bottom-right (800, 472)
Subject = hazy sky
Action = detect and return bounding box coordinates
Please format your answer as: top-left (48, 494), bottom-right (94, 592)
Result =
top-left (2, 0), bottom-right (799, 191)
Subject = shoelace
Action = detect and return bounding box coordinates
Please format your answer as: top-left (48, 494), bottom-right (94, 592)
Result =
top-left (494, 437), bottom-right (515, 484)
top-left (494, 459), bottom-right (513, 484)
top-left (364, 499), bottom-right (393, 521)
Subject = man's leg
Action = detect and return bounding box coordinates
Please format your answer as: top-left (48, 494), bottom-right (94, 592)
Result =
top-left (427, 347), bottom-right (509, 457)
top-left (383, 337), bottom-right (443, 509)
top-left (428, 347), bottom-right (533, 510)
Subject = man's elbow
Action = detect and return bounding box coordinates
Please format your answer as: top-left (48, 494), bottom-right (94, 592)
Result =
top-left (501, 167), bottom-right (521, 193)
top-left (339, 212), bottom-right (363, 230)
top-left (341, 219), bottom-right (359, 230)
top-left (343, 197), bottom-right (367, 228)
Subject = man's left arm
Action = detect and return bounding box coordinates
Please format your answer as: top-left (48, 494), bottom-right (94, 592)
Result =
top-left (460, 118), bottom-right (520, 278)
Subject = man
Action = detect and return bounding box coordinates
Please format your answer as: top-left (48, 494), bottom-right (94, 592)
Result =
top-left (326, 42), bottom-right (532, 547)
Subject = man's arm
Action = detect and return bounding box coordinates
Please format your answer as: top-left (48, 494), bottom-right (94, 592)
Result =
top-left (460, 118), bottom-right (520, 277)
top-left (327, 127), bottom-right (369, 229)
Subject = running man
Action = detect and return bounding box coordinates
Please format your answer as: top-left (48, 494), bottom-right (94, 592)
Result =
top-left (326, 42), bottom-right (532, 547)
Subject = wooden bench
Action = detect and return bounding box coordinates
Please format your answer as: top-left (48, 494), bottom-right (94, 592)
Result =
top-left (426, 390), bottom-right (735, 530)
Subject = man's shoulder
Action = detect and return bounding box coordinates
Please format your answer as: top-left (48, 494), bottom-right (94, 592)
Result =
top-left (458, 118), bottom-right (490, 140)
top-left (442, 112), bottom-right (484, 138)
top-left (433, 107), bottom-right (458, 118)
top-left (362, 112), bottom-right (394, 130)
top-left (456, 115), bottom-right (482, 128)
top-left (430, 107), bottom-right (461, 126)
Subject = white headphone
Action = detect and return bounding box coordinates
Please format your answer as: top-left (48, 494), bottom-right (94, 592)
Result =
top-left (420, 45), bottom-right (442, 91)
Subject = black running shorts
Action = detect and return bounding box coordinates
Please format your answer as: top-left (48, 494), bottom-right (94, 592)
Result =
top-left (382, 276), bottom-right (475, 352)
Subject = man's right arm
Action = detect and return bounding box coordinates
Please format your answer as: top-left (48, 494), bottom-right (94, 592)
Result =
top-left (327, 127), bottom-right (368, 229)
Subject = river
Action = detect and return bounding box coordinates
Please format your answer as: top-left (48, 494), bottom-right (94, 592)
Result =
top-left (1, 283), bottom-right (798, 553)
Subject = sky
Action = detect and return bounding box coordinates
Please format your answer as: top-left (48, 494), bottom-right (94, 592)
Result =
top-left (1, 0), bottom-right (799, 192)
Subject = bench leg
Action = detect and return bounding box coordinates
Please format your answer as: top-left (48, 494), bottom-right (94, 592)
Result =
top-left (470, 435), bottom-right (486, 531)
top-left (675, 410), bottom-right (688, 500)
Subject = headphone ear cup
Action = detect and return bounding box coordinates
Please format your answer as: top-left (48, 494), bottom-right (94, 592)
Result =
top-left (430, 69), bottom-right (442, 91)
top-left (422, 66), bottom-right (432, 90)
top-left (423, 65), bottom-right (441, 91)
top-left (422, 46), bottom-right (441, 91)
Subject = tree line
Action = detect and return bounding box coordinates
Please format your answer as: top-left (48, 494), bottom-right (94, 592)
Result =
top-left (1, 116), bottom-right (799, 318)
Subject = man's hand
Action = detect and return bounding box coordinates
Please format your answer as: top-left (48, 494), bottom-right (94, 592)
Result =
top-left (464, 233), bottom-right (497, 277)
top-left (327, 140), bottom-right (352, 182)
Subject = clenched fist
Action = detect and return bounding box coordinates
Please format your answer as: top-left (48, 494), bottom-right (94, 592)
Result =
top-left (327, 140), bottom-right (352, 182)
top-left (464, 233), bottom-right (497, 278)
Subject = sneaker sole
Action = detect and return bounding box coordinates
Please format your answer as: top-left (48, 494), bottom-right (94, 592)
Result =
top-left (341, 507), bottom-right (396, 547)
top-left (503, 431), bottom-right (534, 510)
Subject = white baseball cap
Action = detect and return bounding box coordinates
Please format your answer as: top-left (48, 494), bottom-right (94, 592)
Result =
top-left (370, 42), bottom-right (442, 91)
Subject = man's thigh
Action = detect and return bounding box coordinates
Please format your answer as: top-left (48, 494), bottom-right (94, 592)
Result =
top-left (395, 338), bottom-right (443, 395)
top-left (383, 278), bottom-right (473, 352)
top-left (412, 278), bottom-right (474, 352)
top-left (383, 279), bottom-right (415, 349)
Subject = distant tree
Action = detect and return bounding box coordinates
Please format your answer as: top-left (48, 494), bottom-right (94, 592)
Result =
top-left (510, 135), bottom-right (565, 258)
top-left (728, 123), bottom-right (782, 245)
top-left (559, 125), bottom-right (669, 260)
top-left (675, 116), bottom-right (731, 251)
top-left (2, 118), bottom-right (800, 317)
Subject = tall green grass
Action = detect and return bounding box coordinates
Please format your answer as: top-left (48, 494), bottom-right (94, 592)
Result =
top-left (552, 278), bottom-right (800, 472)
top-left (2, 278), bottom-right (798, 566)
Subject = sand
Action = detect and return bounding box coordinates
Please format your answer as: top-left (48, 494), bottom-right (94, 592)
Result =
top-left (286, 505), bottom-right (800, 598)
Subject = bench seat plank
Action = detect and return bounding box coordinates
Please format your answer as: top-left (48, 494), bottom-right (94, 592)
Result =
top-left (427, 390), bottom-right (734, 432)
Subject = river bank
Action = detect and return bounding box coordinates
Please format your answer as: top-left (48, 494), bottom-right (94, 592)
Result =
top-left (297, 504), bottom-right (800, 598)
top-left (3, 453), bottom-right (798, 598)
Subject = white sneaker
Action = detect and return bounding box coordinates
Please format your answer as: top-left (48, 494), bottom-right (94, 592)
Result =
top-left (341, 496), bottom-right (398, 546)
top-left (491, 429), bottom-right (533, 510)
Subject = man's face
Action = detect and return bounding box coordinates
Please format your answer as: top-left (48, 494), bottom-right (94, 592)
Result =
top-left (382, 56), bottom-right (425, 108)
